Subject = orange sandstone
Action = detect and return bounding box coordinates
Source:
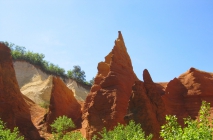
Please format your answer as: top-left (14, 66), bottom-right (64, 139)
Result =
top-left (0, 43), bottom-right (41, 140)
top-left (81, 31), bottom-right (138, 139)
top-left (46, 77), bottom-right (82, 132)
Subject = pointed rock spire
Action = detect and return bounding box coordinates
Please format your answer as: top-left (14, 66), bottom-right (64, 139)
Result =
top-left (125, 81), bottom-right (161, 139)
top-left (143, 69), bottom-right (165, 126)
top-left (114, 31), bottom-right (127, 52)
top-left (0, 43), bottom-right (41, 139)
top-left (46, 77), bottom-right (82, 132)
top-left (81, 32), bottom-right (138, 139)
top-left (143, 69), bottom-right (153, 83)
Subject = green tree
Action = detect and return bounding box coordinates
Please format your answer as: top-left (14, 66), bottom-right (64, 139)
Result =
top-left (94, 120), bottom-right (152, 140)
top-left (14, 45), bottom-right (26, 55)
top-left (50, 115), bottom-right (85, 140)
top-left (0, 118), bottom-right (24, 140)
top-left (160, 101), bottom-right (213, 140)
top-left (67, 65), bottom-right (86, 83)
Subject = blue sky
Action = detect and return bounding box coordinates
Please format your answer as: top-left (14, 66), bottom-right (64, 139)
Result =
top-left (1, 1), bottom-right (213, 82)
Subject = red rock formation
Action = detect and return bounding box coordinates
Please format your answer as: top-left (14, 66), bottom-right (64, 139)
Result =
top-left (155, 82), bottom-right (167, 96)
top-left (143, 69), bottom-right (165, 125)
top-left (161, 78), bottom-right (189, 125)
top-left (46, 77), bottom-right (82, 132)
top-left (178, 67), bottom-right (213, 119)
top-left (161, 67), bottom-right (213, 125)
top-left (125, 69), bottom-right (165, 139)
top-left (124, 81), bottom-right (161, 139)
top-left (81, 31), bottom-right (138, 139)
top-left (0, 43), bottom-right (41, 139)
top-left (179, 67), bottom-right (213, 96)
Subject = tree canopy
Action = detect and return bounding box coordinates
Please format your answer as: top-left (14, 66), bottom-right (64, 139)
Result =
top-left (67, 65), bottom-right (86, 83)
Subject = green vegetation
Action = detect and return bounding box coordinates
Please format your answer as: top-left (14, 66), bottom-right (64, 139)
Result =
top-left (160, 101), bottom-right (213, 140)
top-left (93, 120), bottom-right (153, 140)
top-left (50, 115), bottom-right (85, 140)
top-left (0, 118), bottom-right (24, 140)
top-left (67, 65), bottom-right (86, 83)
top-left (1, 41), bottom-right (92, 86)
top-left (50, 116), bottom-right (152, 140)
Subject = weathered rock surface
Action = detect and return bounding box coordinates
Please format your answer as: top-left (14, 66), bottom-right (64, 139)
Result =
top-left (21, 75), bottom-right (53, 105)
top-left (125, 68), bottom-right (213, 139)
top-left (178, 67), bottom-right (213, 96)
top-left (143, 69), bottom-right (165, 126)
top-left (125, 81), bottom-right (161, 139)
top-left (23, 94), bottom-right (47, 138)
top-left (161, 78), bottom-right (189, 125)
top-left (125, 69), bottom-right (165, 139)
top-left (65, 79), bottom-right (90, 101)
top-left (14, 61), bottom-right (49, 88)
top-left (81, 31), bottom-right (138, 139)
top-left (0, 43), bottom-right (41, 139)
top-left (155, 82), bottom-right (167, 96)
top-left (46, 77), bottom-right (82, 132)
top-left (178, 67), bottom-right (213, 119)
top-left (161, 67), bottom-right (213, 126)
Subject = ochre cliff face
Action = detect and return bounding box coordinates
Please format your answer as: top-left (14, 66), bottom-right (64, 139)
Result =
top-left (20, 75), bottom-right (53, 105)
top-left (81, 31), bottom-right (138, 139)
top-left (143, 69), bottom-right (165, 126)
top-left (125, 81), bottom-right (161, 139)
top-left (22, 94), bottom-right (47, 138)
top-left (0, 43), bottom-right (41, 139)
top-left (46, 77), bottom-right (82, 132)
top-left (161, 78), bottom-right (189, 125)
top-left (13, 61), bottom-right (49, 88)
top-left (125, 68), bottom-right (213, 139)
top-left (178, 68), bottom-right (213, 119)
top-left (125, 69), bottom-right (165, 139)
top-left (65, 79), bottom-right (90, 101)
top-left (162, 68), bottom-right (213, 122)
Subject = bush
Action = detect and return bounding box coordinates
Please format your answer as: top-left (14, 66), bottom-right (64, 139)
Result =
top-left (59, 131), bottom-right (86, 140)
top-left (50, 115), bottom-right (85, 140)
top-left (93, 120), bottom-right (153, 140)
top-left (160, 101), bottom-right (213, 140)
top-left (0, 118), bottom-right (24, 140)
